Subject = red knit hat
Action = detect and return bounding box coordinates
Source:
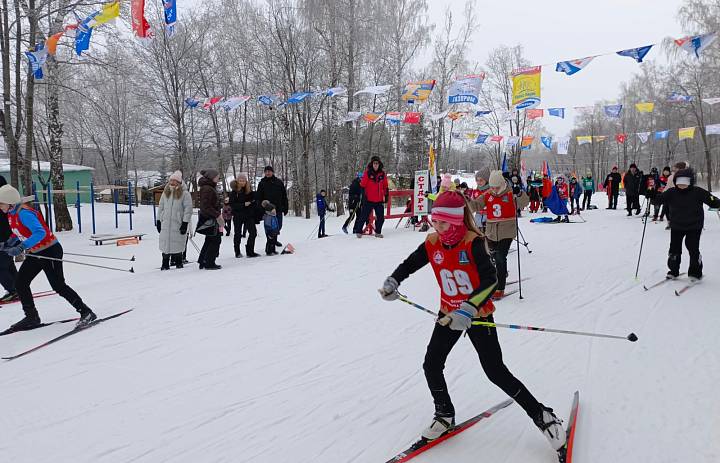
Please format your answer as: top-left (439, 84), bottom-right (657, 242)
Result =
top-left (431, 191), bottom-right (466, 225)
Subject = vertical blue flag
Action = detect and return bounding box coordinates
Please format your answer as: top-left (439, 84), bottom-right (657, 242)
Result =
top-left (164, 0), bottom-right (177, 35)
top-left (75, 11), bottom-right (99, 57)
top-left (604, 104), bottom-right (623, 118)
top-left (501, 153), bottom-right (508, 173)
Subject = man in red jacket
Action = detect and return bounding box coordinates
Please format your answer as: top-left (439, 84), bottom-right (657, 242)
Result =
top-left (353, 156), bottom-right (389, 238)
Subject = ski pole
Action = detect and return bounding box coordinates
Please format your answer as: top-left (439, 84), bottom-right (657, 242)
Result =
top-left (515, 227), bottom-right (532, 254)
top-left (634, 197), bottom-right (651, 280)
top-left (513, 196), bottom-right (523, 299)
top-left (306, 223), bottom-right (320, 240)
top-left (396, 293), bottom-right (638, 342)
top-left (64, 252), bottom-right (135, 262)
top-left (188, 235), bottom-right (202, 254)
top-left (25, 254), bottom-right (134, 273)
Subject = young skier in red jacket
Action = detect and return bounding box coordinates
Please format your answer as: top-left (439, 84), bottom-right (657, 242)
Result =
top-left (378, 189), bottom-right (566, 451)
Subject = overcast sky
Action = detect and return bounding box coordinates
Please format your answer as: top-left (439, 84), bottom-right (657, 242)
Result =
top-left (421, 0), bottom-right (685, 135)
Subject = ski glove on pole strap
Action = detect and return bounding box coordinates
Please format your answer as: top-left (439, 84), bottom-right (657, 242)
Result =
top-left (439, 301), bottom-right (477, 331)
top-left (379, 277), bottom-right (400, 301)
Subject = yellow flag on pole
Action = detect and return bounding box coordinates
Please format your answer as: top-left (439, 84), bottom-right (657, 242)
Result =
top-left (635, 102), bottom-right (655, 113)
top-left (679, 127), bottom-right (696, 140)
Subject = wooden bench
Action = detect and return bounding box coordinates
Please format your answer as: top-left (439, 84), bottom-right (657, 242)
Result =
top-left (90, 233), bottom-right (146, 246)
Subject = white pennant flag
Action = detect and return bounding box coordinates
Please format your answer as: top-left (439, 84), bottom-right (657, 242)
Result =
top-left (354, 84), bottom-right (392, 96)
top-left (702, 98), bottom-right (720, 105)
top-left (506, 136), bottom-right (520, 146)
top-left (429, 110), bottom-right (449, 121)
top-left (706, 123), bottom-right (720, 135)
top-left (342, 111), bottom-right (362, 123)
top-left (556, 137), bottom-right (570, 155)
top-left (637, 132), bottom-right (651, 143)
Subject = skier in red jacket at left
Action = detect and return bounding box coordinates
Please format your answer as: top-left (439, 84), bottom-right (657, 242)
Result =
top-left (353, 155), bottom-right (389, 238)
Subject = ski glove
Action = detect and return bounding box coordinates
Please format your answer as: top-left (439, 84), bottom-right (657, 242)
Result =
top-left (156, 220), bottom-right (162, 233)
top-left (378, 276), bottom-right (400, 301)
top-left (4, 240), bottom-right (25, 257)
top-left (438, 302), bottom-right (477, 331)
top-left (179, 222), bottom-right (188, 235)
top-left (0, 236), bottom-right (20, 250)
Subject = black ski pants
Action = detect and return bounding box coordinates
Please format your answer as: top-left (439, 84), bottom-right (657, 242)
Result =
top-left (353, 201), bottom-right (385, 234)
top-left (0, 252), bottom-right (17, 293)
top-left (423, 315), bottom-right (541, 418)
top-left (626, 194), bottom-right (641, 213)
top-left (582, 191), bottom-right (592, 210)
top-left (343, 206), bottom-right (359, 229)
top-left (198, 234), bottom-right (221, 267)
top-left (488, 238), bottom-right (513, 291)
top-left (668, 229), bottom-right (702, 278)
top-left (570, 197), bottom-right (581, 214)
top-left (233, 215), bottom-right (257, 255)
top-left (607, 192), bottom-right (619, 209)
top-left (318, 214), bottom-right (326, 237)
top-left (17, 243), bottom-right (89, 317)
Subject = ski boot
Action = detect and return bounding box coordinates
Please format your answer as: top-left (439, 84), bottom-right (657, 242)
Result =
top-left (492, 290), bottom-right (505, 300)
top-left (0, 291), bottom-right (19, 303)
top-left (533, 405), bottom-right (566, 451)
top-left (8, 313), bottom-right (42, 332)
top-left (562, 216), bottom-right (570, 223)
top-left (421, 415), bottom-right (455, 441)
top-left (76, 308), bottom-right (97, 329)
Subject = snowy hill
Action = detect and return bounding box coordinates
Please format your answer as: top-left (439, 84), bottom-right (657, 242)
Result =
top-left (1, 199), bottom-right (718, 462)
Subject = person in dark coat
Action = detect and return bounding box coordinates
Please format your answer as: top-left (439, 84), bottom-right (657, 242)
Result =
top-left (229, 173), bottom-right (259, 258)
top-left (196, 169), bottom-right (223, 270)
top-left (623, 163), bottom-right (643, 215)
top-left (0, 175), bottom-right (17, 302)
top-left (603, 166), bottom-right (621, 209)
top-left (353, 155), bottom-right (389, 238)
top-left (654, 168), bottom-right (720, 280)
top-left (256, 166), bottom-right (288, 241)
top-left (342, 174), bottom-right (362, 234)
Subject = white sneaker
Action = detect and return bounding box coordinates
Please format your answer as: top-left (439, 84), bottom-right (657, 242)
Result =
top-left (421, 415), bottom-right (454, 441)
top-left (533, 406), bottom-right (565, 451)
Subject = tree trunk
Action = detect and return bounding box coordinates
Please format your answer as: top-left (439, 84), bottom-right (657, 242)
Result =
top-left (47, 59), bottom-right (72, 231)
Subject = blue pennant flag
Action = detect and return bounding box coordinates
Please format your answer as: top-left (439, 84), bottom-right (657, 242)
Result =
top-left (185, 97), bottom-right (200, 108)
top-left (258, 95), bottom-right (276, 106)
top-left (501, 153), bottom-right (508, 173)
top-left (548, 108), bottom-right (565, 119)
top-left (604, 104), bottom-right (623, 118)
top-left (667, 92), bottom-right (694, 103)
top-left (541, 136), bottom-right (553, 150)
top-left (24, 43), bottom-right (48, 79)
top-left (655, 130), bottom-right (669, 140)
top-left (475, 134), bottom-right (489, 145)
top-left (75, 11), bottom-right (100, 57)
top-left (287, 92), bottom-right (313, 104)
top-left (475, 110), bottom-right (492, 117)
top-left (616, 45), bottom-right (653, 63)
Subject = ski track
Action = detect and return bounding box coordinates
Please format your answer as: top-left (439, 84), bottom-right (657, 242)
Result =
top-left (0, 196), bottom-right (718, 462)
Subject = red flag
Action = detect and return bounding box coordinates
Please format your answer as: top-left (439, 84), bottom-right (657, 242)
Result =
top-left (489, 135), bottom-right (504, 143)
top-left (131, 0), bottom-right (153, 39)
top-left (615, 133), bottom-right (628, 144)
top-left (202, 97), bottom-right (222, 110)
top-left (526, 109), bottom-right (544, 120)
top-left (402, 112), bottom-right (421, 124)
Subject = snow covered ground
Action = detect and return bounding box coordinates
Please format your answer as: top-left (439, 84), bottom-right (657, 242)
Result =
top-left (1, 196), bottom-right (718, 463)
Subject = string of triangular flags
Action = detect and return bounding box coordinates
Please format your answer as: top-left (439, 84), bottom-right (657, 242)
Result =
top-left (462, 124), bottom-right (720, 155)
top-left (23, 0), bottom-right (177, 78)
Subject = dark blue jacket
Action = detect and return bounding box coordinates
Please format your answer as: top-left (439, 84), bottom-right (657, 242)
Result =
top-left (316, 193), bottom-right (328, 216)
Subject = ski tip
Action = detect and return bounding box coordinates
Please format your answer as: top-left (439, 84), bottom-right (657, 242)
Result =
top-left (129, 267), bottom-right (135, 273)
top-left (131, 255), bottom-right (136, 261)
top-left (627, 332), bottom-right (638, 342)
top-left (642, 286), bottom-right (649, 291)
top-left (674, 290), bottom-right (681, 296)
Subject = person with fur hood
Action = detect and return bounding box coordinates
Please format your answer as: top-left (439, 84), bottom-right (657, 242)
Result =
top-left (157, 171), bottom-right (193, 270)
top-left (471, 171), bottom-right (529, 299)
top-left (196, 169), bottom-right (223, 270)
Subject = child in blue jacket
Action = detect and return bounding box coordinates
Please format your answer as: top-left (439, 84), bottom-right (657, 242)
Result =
top-left (262, 200), bottom-right (280, 255)
top-left (316, 190), bottom-right (335, 238)
top-left (569, 177), bottom-right (583, 214)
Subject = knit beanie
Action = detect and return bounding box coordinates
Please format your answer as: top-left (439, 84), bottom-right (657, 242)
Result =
top-left (488, 170), bottom-right (506, 189)
top-left (168, 171), bottom-right (183, 183)
top-left (0, 184), bottom-right (21, 205)
top-left (431, 191), bottom-right (466, 226)
top-left (201, 169), bottom-right (219, 180)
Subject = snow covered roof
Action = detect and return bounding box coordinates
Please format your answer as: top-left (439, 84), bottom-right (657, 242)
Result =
top-left (0, 159), bottom-right (94, 173)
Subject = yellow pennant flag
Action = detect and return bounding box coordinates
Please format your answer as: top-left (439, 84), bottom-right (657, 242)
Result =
top-left (679, 127), bottom-right (696, 140)
top-left (90, 1), bottom-right (121, 27)
top-left (635, 102), bottom-right (655, 113)
top-left (428, 145), bottom-right (437, 193)
top-left (511, 66), bottom-right (542, 110)
top-left (576, 136), bottom-right (592, 145)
